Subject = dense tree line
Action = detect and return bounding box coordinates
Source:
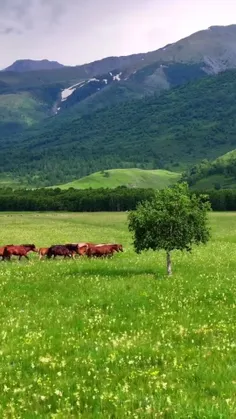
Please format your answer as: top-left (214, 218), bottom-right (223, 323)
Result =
top-left (0, 187), bottom-right (155, 212)
top-left (0, 186), bottom-right (236, 212)
top-left (195, 189), bottom-right (236, 211)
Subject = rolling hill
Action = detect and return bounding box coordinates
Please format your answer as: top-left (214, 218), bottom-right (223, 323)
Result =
top-left (1, 69), bottom-right (236, 187)
top-left (182, 150), bottom-right (236, 189)
top-left (56, 169), bottom-right (181, 190)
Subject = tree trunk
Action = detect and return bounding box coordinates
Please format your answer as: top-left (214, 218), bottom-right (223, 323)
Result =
top-left (166, 251), bottom-right (172, 276)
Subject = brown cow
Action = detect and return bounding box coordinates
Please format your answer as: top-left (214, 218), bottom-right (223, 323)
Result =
top-left (3, 244), bottom-right (38, 261)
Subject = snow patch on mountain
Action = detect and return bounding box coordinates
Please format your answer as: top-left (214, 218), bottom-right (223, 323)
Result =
top-left (70, 81), bottom-right (85, 88)
top-left (113, 72), bottom-right (122, 81)
top-left (61, 80), bottom-right (86, 102)
top-left (61, 87), bottom-right (76, 101)
top-left (56, 70), bottom-right (125, 114)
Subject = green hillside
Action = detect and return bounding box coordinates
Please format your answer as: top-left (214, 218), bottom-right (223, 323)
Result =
top-left (192, 174), bottom-right (236, 190)
top-left (183, 149), bottom-right (236, 189)
top-left (1, 69), bottom-right (236, 187)
top-left (0, 92), bottom-right (52, 135)
top-left (0, 61), bottom-right (207, 137)
top-left (0, 78), bottom-right (66, 135)
top-left (56, 168), bottom-right (180, 190)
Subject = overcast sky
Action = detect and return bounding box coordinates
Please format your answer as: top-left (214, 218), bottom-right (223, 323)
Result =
top-left (1, 0), bottom-right (236, 69)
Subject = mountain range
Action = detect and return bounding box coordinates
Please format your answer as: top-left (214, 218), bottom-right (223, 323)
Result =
top-left (1, 24), bottom-right (236, 187)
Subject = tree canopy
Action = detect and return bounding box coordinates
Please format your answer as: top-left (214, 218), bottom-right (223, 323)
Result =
top-left (128, 183), bottom-right (211, 275)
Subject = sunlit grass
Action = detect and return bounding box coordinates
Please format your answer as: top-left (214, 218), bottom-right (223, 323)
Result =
top-left (0, 211), bottom-right (235, 417)
top-left (55, 168), bottom-right (180, 190)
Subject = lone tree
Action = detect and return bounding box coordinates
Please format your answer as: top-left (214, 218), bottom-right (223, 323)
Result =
top-left (128, 183), bottom-right (211, 275)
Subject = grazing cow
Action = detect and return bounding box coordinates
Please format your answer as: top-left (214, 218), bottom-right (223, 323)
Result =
top-left (47, 245), bottom-right (73, 259)
top-left (3, 244), bottom-right (38, 261)
top-left (39, 247), bottom-right (50, 260)
top-left (86, 244), bottom-right (121, 258)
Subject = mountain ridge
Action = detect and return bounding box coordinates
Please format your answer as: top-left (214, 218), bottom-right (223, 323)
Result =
top-left (2, 23), bottom-right (236, 125)
top-left (3, 59), bottom-right (65, 72)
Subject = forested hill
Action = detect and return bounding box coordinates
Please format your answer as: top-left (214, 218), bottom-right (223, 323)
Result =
top-left (182, 150), bottom-right (236, 189)
top-left (1, 69), bottom-right (236, 187)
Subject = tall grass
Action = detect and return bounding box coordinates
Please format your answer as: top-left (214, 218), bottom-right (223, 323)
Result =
top-left (0, 212), bottom-right (235, 418)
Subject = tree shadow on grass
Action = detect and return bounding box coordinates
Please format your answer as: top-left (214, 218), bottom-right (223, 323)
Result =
top-left (70, 264), bottom-right (164, 280)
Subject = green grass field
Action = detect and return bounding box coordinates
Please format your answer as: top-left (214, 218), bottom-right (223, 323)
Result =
top-left (0, 211), bottom-right (235, 418)
top-left (56, 168), bottom-right (181, 190)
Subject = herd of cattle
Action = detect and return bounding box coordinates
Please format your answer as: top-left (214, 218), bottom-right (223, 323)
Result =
top-left (0, 242), bottom-right (123, 261)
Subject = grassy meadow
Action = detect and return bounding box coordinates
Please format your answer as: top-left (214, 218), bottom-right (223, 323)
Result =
top-left (56, 169), bottom-right (181, 190)
top-left (0, 211), bottom-right (235, 418)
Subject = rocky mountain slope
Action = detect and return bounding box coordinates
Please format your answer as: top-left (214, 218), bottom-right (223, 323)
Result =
top-left (1, 24), bottom-right (236, 133)
top-left (53, 24), bottom-right (236, 114)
